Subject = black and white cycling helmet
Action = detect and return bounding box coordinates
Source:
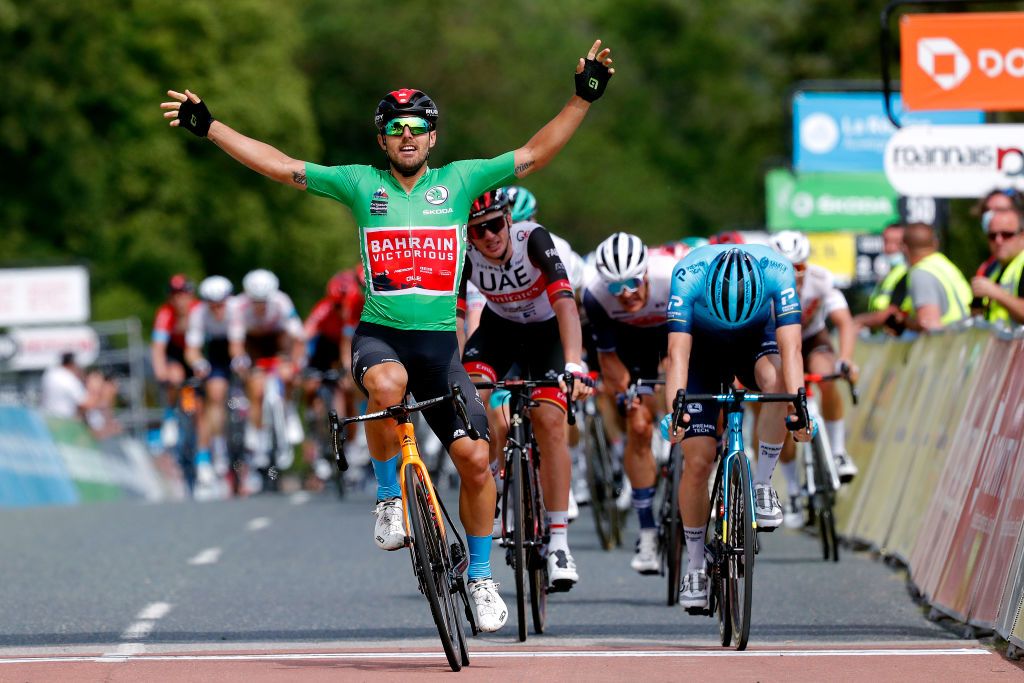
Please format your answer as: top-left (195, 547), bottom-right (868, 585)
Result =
top-left (594, 232), bottom-right (648, 281)
top-left (769, 230), bottom-right (811, 265)
top-left (242, 269), bottom-right (279, 302)
top-left (198, 275), bottom-right (233, 303)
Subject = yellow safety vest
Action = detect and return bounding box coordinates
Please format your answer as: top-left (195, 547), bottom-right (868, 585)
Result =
top-left (902, 252), bottom-right (972, 326)
top-left (988, 249), bottom-right (1024, 324)
top-left (867, 263), bottom-right (908, 312)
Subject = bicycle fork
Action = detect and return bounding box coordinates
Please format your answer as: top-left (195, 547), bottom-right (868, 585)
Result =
top-left (397, 420), bottom-right (448, 546)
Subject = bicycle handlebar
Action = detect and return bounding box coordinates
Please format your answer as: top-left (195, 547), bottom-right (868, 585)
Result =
top-left (804, 368), bottom-right (859, 406)
top-left (670, 387), bottom-right (811, 433)
top-left (472, 373), bottom-right (577, 427)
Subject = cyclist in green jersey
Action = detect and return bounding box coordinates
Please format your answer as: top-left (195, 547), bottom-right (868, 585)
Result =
top-left (161, 39), bottom-right (614, 632)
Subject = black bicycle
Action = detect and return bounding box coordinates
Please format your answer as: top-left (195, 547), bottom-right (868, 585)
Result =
top-left (672, 386), bottom-right (810, 651)
top-left (305, 368), bottom-right (346, 497)
top-left (474, 373), bottom-right (576, 642)
top-left (328, 386), bottom-right (478, 671)
top-left (172, 378), bottom-right (204, 495)
top-left (800, 370), bottom-right (858, 563)
top-left (580, 389), bottom-right (623, 551)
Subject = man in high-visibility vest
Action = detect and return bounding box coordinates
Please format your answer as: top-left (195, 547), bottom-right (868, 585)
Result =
top-left (971, 209), bottom-right (1024, 326)
top-left (897, 223), bottom-right (972, 332)
top-left (854, 223), bottom-right (908, 335)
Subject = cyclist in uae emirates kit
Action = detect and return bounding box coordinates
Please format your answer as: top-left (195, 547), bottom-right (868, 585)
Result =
top-left (458, 189), bottom-right (592, 592)
top-left (161, 39), bottom-right (614, 632)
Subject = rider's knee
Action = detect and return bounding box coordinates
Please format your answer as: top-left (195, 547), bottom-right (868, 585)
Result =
top-left (627, 410), bottom-right (653, 442)
top-left (362, 363), bottom-right (407, 405)
top-left (451, 441), bottom-right (490, 488)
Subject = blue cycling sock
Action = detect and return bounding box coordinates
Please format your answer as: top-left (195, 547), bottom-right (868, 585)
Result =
top-left (466, 534), bottom-right (492, 581)
top-left (196, 449), bottom-right (211, 466)
top-left (632, 486), bottom-right (657, 529)
top-left (372, 454), bottom-right (401, 501)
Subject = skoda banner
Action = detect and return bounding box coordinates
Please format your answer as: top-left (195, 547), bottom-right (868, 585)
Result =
top-left (901, 12), bottom-right (1024, 112)
top-left (884, 124), bottom-right (1024, 197)
top-left (766, 169), bottom-right (899, 232)
top-left (793, 92), bottom-right (982, 173)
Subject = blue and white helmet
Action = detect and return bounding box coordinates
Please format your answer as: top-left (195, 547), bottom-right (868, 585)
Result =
top-left (705, 248), bottom-right (766, 328)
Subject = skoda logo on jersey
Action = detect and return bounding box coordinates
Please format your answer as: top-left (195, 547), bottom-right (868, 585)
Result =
top-left (425, 185), bottom-right (449, 205)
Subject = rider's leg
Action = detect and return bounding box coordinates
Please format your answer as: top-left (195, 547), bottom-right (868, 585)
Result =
top-left (752, 354), bottom-right (787, 484)
top-left (680, 435), bottom-right (717, 572)
top-left (360, 362), bottom-right (406, 500)
top-left (533, 401), bottom-right (571, 549)
top-left (624, 396), bottom-right (657, 527)
top-left (809, 349), bottom-right (845, 454)
top-left (247, 370), bottom-right (266, 429)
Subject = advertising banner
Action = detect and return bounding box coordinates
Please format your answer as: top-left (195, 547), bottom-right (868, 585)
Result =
top-left (766, 169), bottom-right (899, 232)
top-left (806, 233), bottom-right (857, 288)
top-left (901, 12), bottom-right (1024, 112)
top-left (793, 91), bottom-right (982, 172)
top-left (931, 337), bottom-right (1024, 619)
top-left (996, 518), bottom-right (1024, 642)
top-left (965, 343), bottom-right (1024, 627)
top-left (46, 418), bottom-right (126, 502)
top-left (0, 266), bottom-right (90, 327)
top-left (0, 407), bottom-right (78, 507)
top-left (884, 124), bottom-right (1024, 197)
top-left (2, 326), bottom-right (100, 371)
top-left (908, 334), bottom-right (1014, 599)
top-left (887, 330), bottom-right (986, 562)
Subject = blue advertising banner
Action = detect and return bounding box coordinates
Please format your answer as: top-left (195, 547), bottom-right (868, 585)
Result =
top-left (0, 407), bottom-right (78, 507)
top-left (793, 92), bottom-right (983, 173)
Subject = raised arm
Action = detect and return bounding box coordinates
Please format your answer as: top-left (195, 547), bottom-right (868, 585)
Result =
top-left (160, 89), bottom-right (308, 190)
top-left (513, 40), bottom-right (614, 178)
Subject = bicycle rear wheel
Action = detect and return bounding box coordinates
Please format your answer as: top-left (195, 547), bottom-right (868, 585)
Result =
top-left (665, 443), bottom-right (684, 606)
top-left (405, 469), bottom-right (466, 671)
top-left (584, 411), bottom-right (620, 550)
top-left (811, 436), bottom-right (840, 563)
top-left (726, 455), bottom-right (755, 650)
top-left (509, 448), bottom-right (528, 642)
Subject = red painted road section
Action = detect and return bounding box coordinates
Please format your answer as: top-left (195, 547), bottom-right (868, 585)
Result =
top-left (1, 646), bottom-right (1021, 682)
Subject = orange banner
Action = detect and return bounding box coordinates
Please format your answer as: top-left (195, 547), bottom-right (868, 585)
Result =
top-left (901, 12), bottom-right (1024, 111)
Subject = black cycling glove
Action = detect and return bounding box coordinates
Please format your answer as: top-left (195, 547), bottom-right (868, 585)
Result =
top-left (574, 57), bottom-right (612, 102)
top-left (177, 98), bottom-right (214, 138)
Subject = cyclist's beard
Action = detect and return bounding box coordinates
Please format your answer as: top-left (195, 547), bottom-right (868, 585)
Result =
top-left (387, 147), bottom-right (430, 177)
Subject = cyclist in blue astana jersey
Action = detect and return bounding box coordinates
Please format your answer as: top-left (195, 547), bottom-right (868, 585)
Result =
top-left (663, 244), bottom-right (814, 609)
top-left (161, 39), bottom-right (614, 633)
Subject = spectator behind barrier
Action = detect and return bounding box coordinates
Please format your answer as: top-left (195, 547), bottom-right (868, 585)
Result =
top-left (40, 352), bottom-right (94, 420)
top-left (854, 222), bottom-right (909, 336)
top-left (971, 209), bottom-right (1024, 326)
top-left (897, 223), bottom-right (972, 333)
top-left (970, 188), bottom-right (1023, 218)
top-left (84, 369), bottom-right (123, 439)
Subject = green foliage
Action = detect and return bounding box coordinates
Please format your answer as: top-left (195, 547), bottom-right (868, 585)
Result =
top-left (0, 0), bottom-right (997, 326)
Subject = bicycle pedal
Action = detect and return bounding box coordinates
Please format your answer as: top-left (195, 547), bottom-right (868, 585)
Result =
top-left (547, 579), bottom-right (574, 594)
top-left (403, 536), bottom-right (413, 547)
top-left (684, 606), bottom-right (710, 616)
top-left (755, 524), bottom-right (778, 534)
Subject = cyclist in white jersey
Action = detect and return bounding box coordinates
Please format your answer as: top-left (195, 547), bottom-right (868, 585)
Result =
top-left (769, 232), bottom-right (859, 527)
top-left (581, 233), bottom-right (674, 574)
top-left (228, 269), bottom-right (307, 455)
top-left (185, 275), bottom-right (241, 486)
top-left (458, 189), bottom-right (592, 591)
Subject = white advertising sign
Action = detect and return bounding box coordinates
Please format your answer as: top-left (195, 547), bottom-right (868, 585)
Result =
top-left (884, 124), bottom-right (1024, 197)
top-left (1, 326), bottom-right (100, 371)
top-left (0, 267), bottom-right (90, 326)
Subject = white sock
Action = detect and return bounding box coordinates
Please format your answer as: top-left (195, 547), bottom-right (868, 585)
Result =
top-left (826, 420), bottom-right (846, 455)
top-left (684, 526), bottom-right (706, 573)
top-left (781, 459), bottom-right (800, 498)
top-left (547, 511), bottom-right (569, 554)
top-left (755, 441), bottom-right (784, 486)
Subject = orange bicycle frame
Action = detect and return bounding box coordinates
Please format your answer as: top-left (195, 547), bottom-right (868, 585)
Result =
top-left (396, 421), bottom-right (447, 542)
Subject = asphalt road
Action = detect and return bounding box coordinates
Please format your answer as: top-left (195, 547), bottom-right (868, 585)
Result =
top-left (0, 486), bottom-right (962, 652)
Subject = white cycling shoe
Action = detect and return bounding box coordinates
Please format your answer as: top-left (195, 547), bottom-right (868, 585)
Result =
top-left (631, 529), bottom-right (660, 575)
top-left (468, 578), bottom-right (508, 632)
top-left (783, 496), bottom-right (804, 529)
top-left (834, 452), bottom-right (858, 483)
top-left (547, 549), bottom-right (579, 592)
top-left (679, 569), bottom-right (709, 609)
top-left (754, 483), bottom-right (783, 530)
top-left (373, 497), bottom-right (405, 551)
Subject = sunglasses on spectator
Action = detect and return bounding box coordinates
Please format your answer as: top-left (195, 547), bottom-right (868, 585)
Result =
top-left (383, 116), bottom-right (432, 137)
top-left (468, 215), bottom-right (508, 240)
top-left (988, 230), bottom-right (1022, 241)
top-left (607, 277), bottom-right (643, 295)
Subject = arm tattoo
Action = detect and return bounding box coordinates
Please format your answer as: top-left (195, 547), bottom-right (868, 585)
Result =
top-left (514, 160), bottom-right (535, 175)
top-left (292, 170), bottom-right (307, 187)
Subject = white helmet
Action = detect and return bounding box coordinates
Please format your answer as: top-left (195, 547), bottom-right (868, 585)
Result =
top-left (769, 230), bottom-right (811, 265)
top-left (198, 275), bottom-right (233, 303)
top-left (594, 232), bottom-right (648, 281)
top-left (242, 269), bottom-right (279, 302)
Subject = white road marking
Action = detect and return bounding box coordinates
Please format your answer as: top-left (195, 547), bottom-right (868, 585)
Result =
top-left (187, 547), bottom-right (222, 565)
top-left (119, 622), bottom-right (155, 640)
top-left (102, 643), bottom-right (146, 659)
top-left (136, 602), bottom-right (172, 621)
top-left (290, 491), bottom-right (312, 505)
top-left (246, 517), bottom-right (271, 531)
top-left (0, 647), bottom-right (995, 665)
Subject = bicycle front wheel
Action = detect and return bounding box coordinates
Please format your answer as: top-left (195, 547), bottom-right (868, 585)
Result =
top-left (665, 443), bottom-right (684, 607)
top-left (726, 455), bottom-right (755, 650)
top-left (509, 448), bottom-right (528, 642)
top-left (405, 469), bottom-right (466, 671)
top-left (584, 411), bottom-right (620, 550)
top-left (524, 450), bottom-right (548, 634)
top-left (811, 437), bottom-right (840, 563)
